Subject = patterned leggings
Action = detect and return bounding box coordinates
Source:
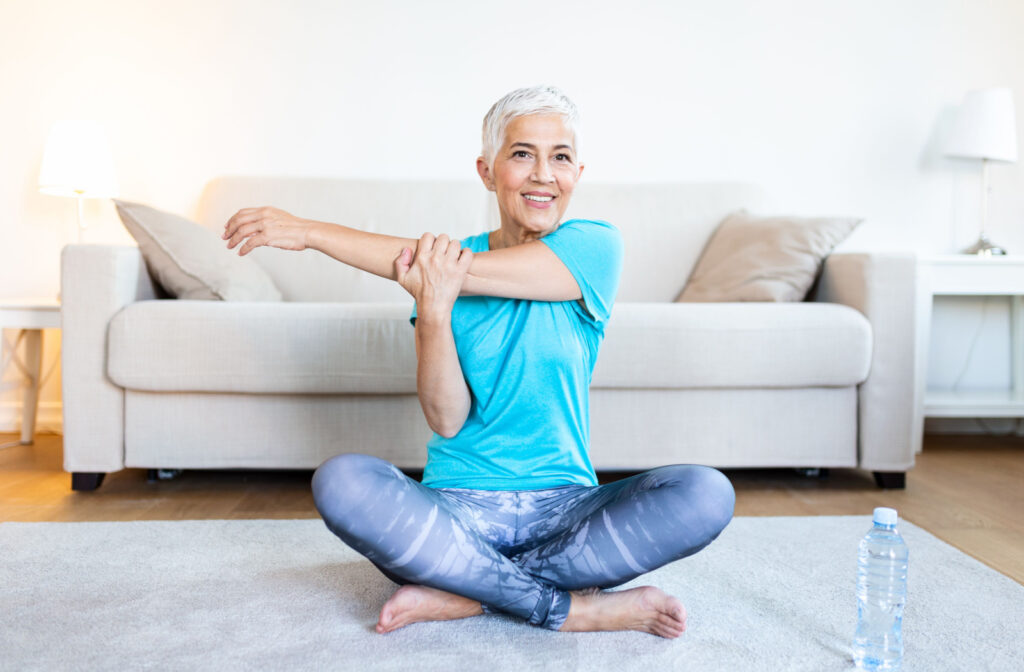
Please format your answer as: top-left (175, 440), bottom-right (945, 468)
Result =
top-left (311, 454), bottom-right (735, 631)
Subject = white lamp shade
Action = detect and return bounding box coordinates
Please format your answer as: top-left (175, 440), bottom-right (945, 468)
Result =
top-left (38, 120), bottom-right (120, 197)
top-left (945, 87), bottom-right (1018, 163)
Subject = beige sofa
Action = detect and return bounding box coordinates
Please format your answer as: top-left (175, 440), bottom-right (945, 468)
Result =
top-left (60, 176), bottom-right (922, 490)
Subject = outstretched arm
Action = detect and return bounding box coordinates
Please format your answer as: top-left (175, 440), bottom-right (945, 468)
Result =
top-left (222, 207), bottom-right (582, 300)
top-left (223, 208), bottom-right (418, 281)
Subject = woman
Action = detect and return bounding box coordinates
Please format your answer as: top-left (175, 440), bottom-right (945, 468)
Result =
top-left (222, 85), bottom-right (735, 638)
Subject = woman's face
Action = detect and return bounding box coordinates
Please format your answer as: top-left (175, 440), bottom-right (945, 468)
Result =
top-left (476, 114), bottom-right (584, 237)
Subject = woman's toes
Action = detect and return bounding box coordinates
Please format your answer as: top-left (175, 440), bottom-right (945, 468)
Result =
top-left (651, 622), bottom-right (679, 639)
top-left (656, 612), bottom-right (679, 629)
top-left (378, 604), bottom-right (402, 633)
top-left (662, 619), bottom-right (685, 638)
top-left (662, 610), bottom-right (686, 629)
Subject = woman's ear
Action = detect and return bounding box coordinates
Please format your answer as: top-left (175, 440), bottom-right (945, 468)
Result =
top-left (476, 157), bottom-right (496, 191)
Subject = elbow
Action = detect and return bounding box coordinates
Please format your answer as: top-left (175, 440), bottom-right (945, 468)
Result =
top-left (421, 393), bottom-right (471, 439)
top-left (429, 406), bottom-right (468, 438)
top-left (433, 420), bottom-right (463, 440)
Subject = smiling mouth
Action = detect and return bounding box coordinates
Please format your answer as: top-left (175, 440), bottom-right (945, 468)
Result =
top-left (523, 194), bottom-right (554, 202)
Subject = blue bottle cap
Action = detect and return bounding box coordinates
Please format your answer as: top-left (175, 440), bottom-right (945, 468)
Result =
top-left (873, 507), bottom-right (898, 526)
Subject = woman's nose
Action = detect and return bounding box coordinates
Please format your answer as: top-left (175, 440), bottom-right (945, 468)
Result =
top-left (531, 162), bottom-right (555, 183)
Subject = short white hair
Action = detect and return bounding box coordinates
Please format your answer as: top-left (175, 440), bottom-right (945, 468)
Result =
top-left (481, 85), bottom-right (581, 169)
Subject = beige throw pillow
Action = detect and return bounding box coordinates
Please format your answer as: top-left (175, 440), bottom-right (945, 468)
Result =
top-left (676, 209), bottom-right (861, 302)
top-left (113, 199), bottom-right (282, 301)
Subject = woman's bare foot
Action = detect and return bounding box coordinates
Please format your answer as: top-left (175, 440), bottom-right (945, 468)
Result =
top-left (376, 585), bottom-right (484, 634)
top-left (559, 586), bottom-right (687, 639)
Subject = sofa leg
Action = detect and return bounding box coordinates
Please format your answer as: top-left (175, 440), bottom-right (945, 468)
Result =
top-left (873, 471), bottom-right (906, 490)
top-left (71, 472), bottom-right (106, 491)
top-left (147, 468), bottom-right (183, 482)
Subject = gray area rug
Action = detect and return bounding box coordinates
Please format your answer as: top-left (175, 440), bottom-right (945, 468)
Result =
top-left (1, 516), bottom-right (1021, 671)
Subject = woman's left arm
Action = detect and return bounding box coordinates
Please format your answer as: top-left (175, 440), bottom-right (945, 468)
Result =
top-left (460, 241), bottom-right (583, 301)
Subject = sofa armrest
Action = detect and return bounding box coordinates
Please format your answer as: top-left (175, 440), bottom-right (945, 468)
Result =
top-left (808, 252), bottom-right (922, 472)
top-left (61, 244), bottom-right (159, 474)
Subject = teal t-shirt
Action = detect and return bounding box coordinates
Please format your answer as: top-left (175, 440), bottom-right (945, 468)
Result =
top-left (409, 218), bottom-right (624, 490)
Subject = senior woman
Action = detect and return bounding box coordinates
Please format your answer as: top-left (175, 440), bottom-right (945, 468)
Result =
top-left (222, 85), bottom-right (735, 638)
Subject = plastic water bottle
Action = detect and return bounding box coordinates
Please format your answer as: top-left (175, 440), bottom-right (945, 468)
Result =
top-left (852, 507), bottom-right (909, 670)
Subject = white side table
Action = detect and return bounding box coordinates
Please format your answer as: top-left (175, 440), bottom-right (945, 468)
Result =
top-left (0, 298), bottom-right (61, 448)
top-left (917, 256), bottom-right (1024, 418)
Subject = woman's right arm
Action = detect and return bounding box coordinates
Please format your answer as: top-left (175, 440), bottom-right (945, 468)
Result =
top-left (223, 207), bottom-right (419, 281)
top-left (394, 238), bottom-right (474, 439)
top-left (413, 307), bottom-right (471, 439)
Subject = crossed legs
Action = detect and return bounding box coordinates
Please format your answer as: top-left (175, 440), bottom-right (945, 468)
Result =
top-left (311, 454), bottom-right (735, 637)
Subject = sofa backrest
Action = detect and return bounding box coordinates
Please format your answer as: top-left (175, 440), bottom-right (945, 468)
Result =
top-left (195, 176), bottom-right (767, 302)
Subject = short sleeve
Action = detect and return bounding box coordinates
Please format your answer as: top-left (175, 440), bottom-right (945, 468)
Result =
top-left (539, 219), bottom-right (623, 328)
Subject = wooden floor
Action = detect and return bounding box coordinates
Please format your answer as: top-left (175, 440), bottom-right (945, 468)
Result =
top-left (2, 432), bottom-right (1022, 584)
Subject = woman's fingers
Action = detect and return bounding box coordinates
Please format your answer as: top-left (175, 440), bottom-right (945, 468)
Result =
top-left (222, 206), bottom-right (310, 255)
top-left (413, 232), bottom-right (448, 267)
top-left (445, 236), bottom-right (463, 260)
top-left (223, 208), bottom-right (262, 240)
top-left (238, 232), bottom-right (264, 257)
top-left (224, 209), bottom-right (270, 247)
top-left (225, 220), bottom-right (263, 250)
top-left (393, 247), bottom-right (413, 290)
top-left (411, 232), bottom-right (467, 270)
top-left (394, 247), bottom-right (412, 276)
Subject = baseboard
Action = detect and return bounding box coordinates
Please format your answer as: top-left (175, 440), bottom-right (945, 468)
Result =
top-left (924, 417), bottom-right (1024, 437)
top-left (0, 401), bottom-right (63, 434)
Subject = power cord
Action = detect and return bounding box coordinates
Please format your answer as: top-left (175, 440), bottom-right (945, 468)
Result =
top-left (950, 296), bottom-right (990, 390)
top-left (947, 296), bottom-right (1022, 436)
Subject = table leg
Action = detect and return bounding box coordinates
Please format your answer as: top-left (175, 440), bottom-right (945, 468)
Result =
top-left (1012, 296), bottom-right (1023, 401)
top-left (20, 329), bottom-right (43, 445)
top-left (913, 264), bottom-right (933, 454)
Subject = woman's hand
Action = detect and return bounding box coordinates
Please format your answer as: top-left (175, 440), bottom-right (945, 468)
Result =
top-left (394, 233), bottom-right (474, 317)
top-left (223, 207), bottom-right (313, 256)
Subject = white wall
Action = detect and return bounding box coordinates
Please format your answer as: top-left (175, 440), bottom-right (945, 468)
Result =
top-left (2, 0), bottom-right (1023, 434)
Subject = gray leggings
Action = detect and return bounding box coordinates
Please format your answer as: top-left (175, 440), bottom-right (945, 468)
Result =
top-left (311, 454), bottom-right (735, 631)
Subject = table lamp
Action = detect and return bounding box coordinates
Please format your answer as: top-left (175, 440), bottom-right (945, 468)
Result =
top-left (944, 87), bottom-right (1019, 255)
top-left (38, 120), bottom-right (119, 243)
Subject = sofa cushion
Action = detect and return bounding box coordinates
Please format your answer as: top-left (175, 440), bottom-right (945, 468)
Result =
top-left (113, 199), bottom-right (282, 301)
top-left (676, 209), bottom-right (861, 302)
top-left (108, 301), bottom-right (417, 394)
top-left (107, 300), bottom-right (870, 394)
top-left (592, 302), bottom-right (871, 388)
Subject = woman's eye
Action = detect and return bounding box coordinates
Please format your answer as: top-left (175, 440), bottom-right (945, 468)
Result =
top-left (555, 154), bottom-right (572, 162)
top-left (513, 150), bottom-right (531, 158)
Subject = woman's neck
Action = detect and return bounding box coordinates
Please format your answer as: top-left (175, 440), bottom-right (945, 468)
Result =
top-left (489, 225), bottom-right (550, 251)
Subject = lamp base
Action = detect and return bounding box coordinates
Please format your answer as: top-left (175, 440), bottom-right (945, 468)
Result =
top-left (962, 234), bottom-right (1007, 256)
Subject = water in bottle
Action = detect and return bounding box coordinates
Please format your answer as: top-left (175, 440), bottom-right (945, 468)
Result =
top-left (852, 506), bottom-right (908, 671)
